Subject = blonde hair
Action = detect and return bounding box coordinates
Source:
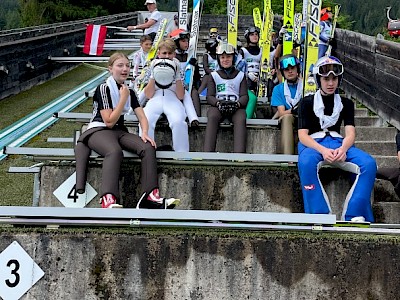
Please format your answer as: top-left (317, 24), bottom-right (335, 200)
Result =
top-left (157, 38), bottom-right (176, 53)
top-left (108, 52), bottom-right (129, 67)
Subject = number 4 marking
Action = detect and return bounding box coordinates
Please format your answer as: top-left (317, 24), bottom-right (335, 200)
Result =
top-left (68, 184), bottom-right (78, 203)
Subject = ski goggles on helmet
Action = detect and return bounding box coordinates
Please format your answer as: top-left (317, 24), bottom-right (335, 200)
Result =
top-left (315, 63), bottom-right (344, 77)
top-left (279, 56), bottom-right (299, 70)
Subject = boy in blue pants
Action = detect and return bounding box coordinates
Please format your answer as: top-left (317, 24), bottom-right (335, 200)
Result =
top-left (297, 56), bottom-right (376, 222)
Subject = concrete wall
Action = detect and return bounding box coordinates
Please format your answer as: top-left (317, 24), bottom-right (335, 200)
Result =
top-left (1, 230), bottom-right (400, 299)
top-left (37, 164), bottom-right (400, 223)
top-left (334, 29), bottom-right (400, 130)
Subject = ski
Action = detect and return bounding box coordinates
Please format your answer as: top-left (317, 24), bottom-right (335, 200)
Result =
top-left (325, 4), bottom-right (341, 56)
top-left (178, 0), bottom-right (188, 30)
top-left (137, 18), bottom-right (168, 91)
top-left (257, 0), bottom-right (273, 99)
top-left (253, 8), bottom-right (263, 37)
top-left (227, 0), bottom-right (239, 47)
top-left (293, 13), bottom-right (302, 46)
top-left (283, 0), bottom-right (295, 55)
top-left (302, 0), bottom-right (322, 97)
top-left (184, 0), bottom-right (203, 94)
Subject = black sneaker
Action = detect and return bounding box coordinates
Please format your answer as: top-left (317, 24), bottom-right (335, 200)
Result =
top-left (136, 189), bottom-right (180, 209)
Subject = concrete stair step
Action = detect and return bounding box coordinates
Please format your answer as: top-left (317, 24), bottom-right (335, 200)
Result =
top-left (354, 108), bottom-right (369, 116)
top-left (39, 164), bottom-right (398, 223)
top-left (354, 116), bottom-right (384, 127)
top-left (129, 124), bottom-right (280, 154)
top-left (355, 141), bottom-right (396, 156)
top-left (374, 155), bottom-right (399, 168)
top-left (345, 126), bottom-right (398, 141)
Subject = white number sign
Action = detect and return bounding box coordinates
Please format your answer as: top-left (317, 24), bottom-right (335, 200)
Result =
top-left (0, 241), bottom-right (44, 300)
top-left (53, 171), bottom-right (97, 208)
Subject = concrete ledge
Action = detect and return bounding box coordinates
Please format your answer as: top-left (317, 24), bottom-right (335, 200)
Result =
top-left (1, 229), bottom-right (400, 299)
top-left (38, 165), bottom-right (381, 222)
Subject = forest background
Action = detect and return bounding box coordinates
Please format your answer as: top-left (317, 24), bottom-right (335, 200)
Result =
top-left (0, 0), bottom-right (400, 38)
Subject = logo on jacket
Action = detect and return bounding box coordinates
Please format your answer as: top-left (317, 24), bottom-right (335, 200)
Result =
top-left (304, 184), bottom-right (315, 190)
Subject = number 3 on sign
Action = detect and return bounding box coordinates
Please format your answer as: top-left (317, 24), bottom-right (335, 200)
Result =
top-left (0, 241), bottom-right (44, 300)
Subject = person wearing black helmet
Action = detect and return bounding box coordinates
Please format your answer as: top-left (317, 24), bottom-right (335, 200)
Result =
top-left (169, 29), bottom-right (201, 125)
top-left (204, 42), bottom-right (249, 153)
top-left (198, 38), bottom-right (219, 96)
top-left (297, 55), bottom-right (376, 223)
top-left (271, 54), bottom-right (303, 155)
top-left (239, 26), bottom-right (261, 118)
top-left (168, 29), bottom-right (201, 127)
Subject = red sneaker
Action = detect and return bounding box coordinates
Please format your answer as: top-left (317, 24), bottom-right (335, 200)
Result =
top-left (100, 194), bottom-right (123, 209)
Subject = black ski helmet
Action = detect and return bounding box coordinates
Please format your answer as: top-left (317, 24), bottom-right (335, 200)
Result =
top-left (205, 38), bottom-right (218, 53)
top-left (244, 26), bottom-right (260, 43)
top-left (168, 28), bottom-right (190, 48)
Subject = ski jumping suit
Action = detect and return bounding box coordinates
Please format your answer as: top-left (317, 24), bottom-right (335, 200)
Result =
top-left (139, 62), bottom-right (189, 152)
top-left (74, 77), bottom-right (158, 200)
top-left (297, 94), bottom-right (376, 222)
top-left (318, 20), bottom-right (332, 59)
top-left (175, 49), bottom-right (202, 118)
top-left (240, 46), bottom-right (261, 119)
top-left (204, 68), bottom-right (248, 153)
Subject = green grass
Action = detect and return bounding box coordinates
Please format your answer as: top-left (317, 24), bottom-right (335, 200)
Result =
top-left (0, 64), bottom-right (103, 206)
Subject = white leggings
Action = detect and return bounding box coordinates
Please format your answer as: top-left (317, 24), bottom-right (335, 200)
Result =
top-left (139, 89), bottom-right (189, 152)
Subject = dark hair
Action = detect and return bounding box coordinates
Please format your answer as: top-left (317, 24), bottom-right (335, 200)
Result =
top-left (140, 35), bottom-right (152, 44)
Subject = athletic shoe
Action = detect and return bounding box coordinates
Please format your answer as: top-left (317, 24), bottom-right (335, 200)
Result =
top-left (136, 189), bottom-right (180, 209)
top-left (100, 194), bottom-right (123, 209)
top-left (350, 216), bottom-right (366, 223)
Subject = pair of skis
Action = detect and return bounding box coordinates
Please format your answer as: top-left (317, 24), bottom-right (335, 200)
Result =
top-left (136, 18), bottom-right (168, 92)
top-left (255, 0), bottom-right (273, 99)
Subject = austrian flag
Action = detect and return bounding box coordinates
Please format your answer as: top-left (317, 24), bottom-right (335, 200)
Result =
top-left (83, 24), bottom-right (107, 55)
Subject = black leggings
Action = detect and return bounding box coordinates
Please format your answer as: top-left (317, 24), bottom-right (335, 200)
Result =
top-left (75, 128), bottom-right (158, 200)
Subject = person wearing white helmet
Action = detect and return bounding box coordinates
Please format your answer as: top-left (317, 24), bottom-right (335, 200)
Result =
top-left (204, 42), bottom-right (249, 153)
top-left (271, 54), bottom-right (303, 155)
top-left (139, 39), bottom-right (189, 152)
top-left (297, 56), bottom-right (376, 223)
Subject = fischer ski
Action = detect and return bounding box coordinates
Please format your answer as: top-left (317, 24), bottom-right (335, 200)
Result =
top-left (302, 0), bottom-right (322, 97)
top-left (253, 8), bottom-right (263, 36)
top-left (184, 0), bottom-right (203, 94)
top-left (283, 0), bottom-right (295, 55)
top-left (326, 5), bottom-right (341, 56)
top-left (293, 13), bottom-right (302, 46)
top-left (137, 18), bottom-right (168, 91)
top-left (227, 0), bottom-right (239, 47)
top-left (257, 0), bottom-right (273, 99)
top-left (179, 0), bottom-right (188, 30)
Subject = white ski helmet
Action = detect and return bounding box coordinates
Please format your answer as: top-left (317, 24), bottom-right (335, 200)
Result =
top-left (152, 59), bottom-right (177, 89)
top-left (312, 56), bottom-right (344, 88)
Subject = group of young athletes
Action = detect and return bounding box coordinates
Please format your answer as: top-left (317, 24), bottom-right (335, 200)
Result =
top-left (73, 6), bottom-right (399, 225)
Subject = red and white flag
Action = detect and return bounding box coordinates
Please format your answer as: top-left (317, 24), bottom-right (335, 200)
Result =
top-left (83, 24), bottom-right (107, 56)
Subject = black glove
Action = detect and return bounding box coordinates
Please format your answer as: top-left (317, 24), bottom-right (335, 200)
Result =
top-left (217, 100), bottom-right (238, 117)
top-left (188, 57), bottom-right (197, 66)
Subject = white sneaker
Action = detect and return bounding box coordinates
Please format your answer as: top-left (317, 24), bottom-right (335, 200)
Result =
top-left (350, 216), bottom-right (366, 223)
